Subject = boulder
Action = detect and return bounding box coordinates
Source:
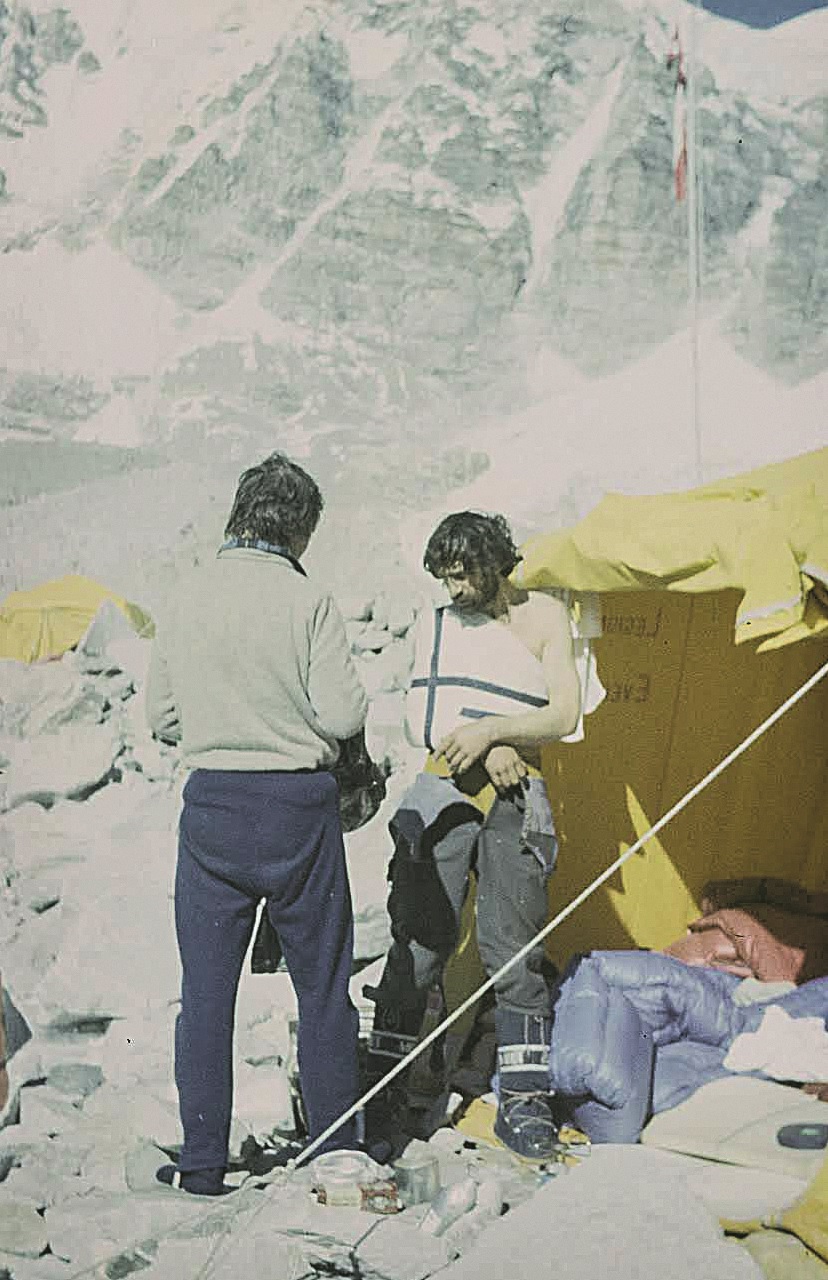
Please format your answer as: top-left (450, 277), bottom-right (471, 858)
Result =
top-left (0, 1199), bottom-right (49, 1258)
top-left (44, 1192), bottom-right (210, 1267)
top-left (350, 624), bottom-right (393, 655)
top-left (233, 1059), bottom-right (295, 1143)
top-left (436, 1146), bottom-right (763, 1280)
top-left (357, 1213), bottom-right (454, 1280)
top-left (370, 592), bottom-right (417, 638)
top-left (0, 656), bottom-right (108, 739)
top-left (0, 722), bottom-right (122, 813)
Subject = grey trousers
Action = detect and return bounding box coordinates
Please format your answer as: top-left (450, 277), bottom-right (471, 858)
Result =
top-left (408, 792), bottom-right (553, 1016)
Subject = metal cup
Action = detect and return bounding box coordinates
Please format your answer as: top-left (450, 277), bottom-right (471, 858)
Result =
top-left (393, 1150), bottom-right (441, 1207)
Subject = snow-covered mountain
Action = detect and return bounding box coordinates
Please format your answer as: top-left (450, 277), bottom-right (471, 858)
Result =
top-left (0, 0), bottom-right (825, 452)
top-left (0, 12), bottom-right (825, 1266)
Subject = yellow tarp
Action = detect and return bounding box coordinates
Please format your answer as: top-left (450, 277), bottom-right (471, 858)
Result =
top-left (0, 575), bottom-right (153, 663)
top-left (540, 585), bottom-right (827, 960)
top-left (724, 1146), bottom-right (828, 1268)
top-left (516, 446), bottom-right (828, 650)
top-left (522, 448), bottom-right (828, 961)
top-left (450, 449), bottom-right (828, 981)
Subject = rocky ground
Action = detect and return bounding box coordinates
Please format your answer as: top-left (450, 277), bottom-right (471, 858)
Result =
top-left (0, 427), bottom-right (818, 1280)
top-left (1, 0), bottom-right (825, 1271)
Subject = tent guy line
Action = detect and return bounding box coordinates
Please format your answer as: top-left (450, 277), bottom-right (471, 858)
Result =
top-left (295, 656), bottom-right (828, 1169)
top-left (184, 655), bottom-right (828, 1280)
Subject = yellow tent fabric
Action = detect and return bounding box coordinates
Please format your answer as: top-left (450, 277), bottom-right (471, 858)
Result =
top-left (0, 575), bottom-right (154, 663)
top-left (518, 449), bottom-right (828, 962)
top-left (516, 446), bottom-right (828, 650)
top-left (446, 449), bottom-right (828, 982)
top-left (722, 1146), bottom-right (828, 1268)
top-left (539, 586), bottom-right (827, 961)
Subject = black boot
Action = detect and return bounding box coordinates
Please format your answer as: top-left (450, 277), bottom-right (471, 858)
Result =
top-left (362, 940), bottom-right (429, 1084)
top-left (493, 1010), bottom-right (558, 1161)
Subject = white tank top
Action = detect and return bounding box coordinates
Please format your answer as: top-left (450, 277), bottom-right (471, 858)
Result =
top-left (405, 606), bottom-right (549, 751)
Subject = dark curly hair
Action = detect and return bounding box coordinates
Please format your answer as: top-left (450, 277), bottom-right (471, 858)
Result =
top-left (224, 452), bottom-right (324, 548)
top-left (423, 511), bottom-right (521, 584)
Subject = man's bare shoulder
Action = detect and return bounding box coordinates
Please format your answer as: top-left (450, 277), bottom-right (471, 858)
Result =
top-left (523, 590), bottom-right (571, 630)
top-left (524, 588), bottom-right (568, 615)
top-left (508, 589), bottom-right (571, 660)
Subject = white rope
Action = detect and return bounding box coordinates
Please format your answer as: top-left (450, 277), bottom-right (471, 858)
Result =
top-left (295, 656), bottom-right (828, 1167)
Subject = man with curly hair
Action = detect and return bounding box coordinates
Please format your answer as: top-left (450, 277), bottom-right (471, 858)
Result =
top-left (366, 511), bottom-right (581, 1161)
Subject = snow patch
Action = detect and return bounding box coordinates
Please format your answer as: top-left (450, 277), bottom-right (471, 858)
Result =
top-left (347, 27), bottom-right (408, 82)
top-left (522, 58), bottom-right (628, 295)
top-left (0, 239), bottom-right (180, 378)
top-left (466, 22), bottom-right (510, 68)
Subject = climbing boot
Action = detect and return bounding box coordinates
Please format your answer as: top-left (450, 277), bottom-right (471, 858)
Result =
top-left (492, 1010), bottom-right (558, 1162)
top-left (362, 941), bottom-right (429, 1085)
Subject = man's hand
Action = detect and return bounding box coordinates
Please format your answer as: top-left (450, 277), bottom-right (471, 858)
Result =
top-left (435, 721), bottom-right (494, 775)
top-left (483, 744), bottom-right (527, 794)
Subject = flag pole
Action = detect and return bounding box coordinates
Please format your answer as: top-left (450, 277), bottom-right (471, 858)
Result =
top-left (686, 0), bottom-right (703, 485)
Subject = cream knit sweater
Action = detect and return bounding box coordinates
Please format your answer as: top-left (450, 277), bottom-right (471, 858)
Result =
top-left (145, 546), bottom-right (368, 771)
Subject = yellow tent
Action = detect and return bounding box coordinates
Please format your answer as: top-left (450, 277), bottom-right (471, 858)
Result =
top-left (515, 446), bottom-right (828, 963)
top-left (0, 575), bottom-right (154, 664)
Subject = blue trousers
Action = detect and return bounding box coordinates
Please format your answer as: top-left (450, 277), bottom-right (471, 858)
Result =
top-left (174, 768), bottom-right (359, 1172)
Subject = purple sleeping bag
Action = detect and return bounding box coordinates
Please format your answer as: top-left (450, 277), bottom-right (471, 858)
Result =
top-left (548, 951), bottom-right (746, 1143)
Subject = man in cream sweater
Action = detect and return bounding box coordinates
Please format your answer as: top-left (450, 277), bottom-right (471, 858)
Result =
top-left (146, 452), bottom-right (368, 1195)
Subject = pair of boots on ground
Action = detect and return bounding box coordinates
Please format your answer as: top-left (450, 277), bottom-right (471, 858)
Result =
top-left (365, 957), bottom-right (557, 1162)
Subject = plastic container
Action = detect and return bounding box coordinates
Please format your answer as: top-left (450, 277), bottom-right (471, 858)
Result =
top-left (419, 1176), bottom-right (478, 1236)
top-left (310, 1149), bottom-right (401, 1213)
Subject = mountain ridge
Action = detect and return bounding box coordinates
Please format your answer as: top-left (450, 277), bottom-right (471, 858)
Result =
top-left (0, 0), bottom-right (825, 449)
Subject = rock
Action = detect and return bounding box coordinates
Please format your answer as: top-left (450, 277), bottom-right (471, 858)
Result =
top-left (160, 1224), bottom-right (307, 1280)
top-left (0, 1258), bottom-right (75, 1280)
top-left (22, 881), bottom-right (62, 915)
top-left (203, 1176), bottom-right (371, 1253)
top-left (435, 1146), bottom-right (763, 1280)
top-left (44, 1192), bottom-right (210, 1267)
top-left (728, 171), bottom-right (828, 381)
top-left (338, 594), bottom-right (374, 624)
top-left (2, 982), bottom-right (32, 1065)
top-left (0, 657), bottom-right (108, 739)
top-left (0, 1200), bottom-right (49, 1258)
top-left (17, 1085), bottom-right (85, 1138)
top-left (353, 904), bottom-right (392, 963)
top-left (1, 1161), bottom-right (96, 1212)
top-left (0, 1038), bottom-right (44, 1135)
top-left (104, 636), bottom-right (153, 687)
top-left (0, 723), bottom-right (122, 813)
top-left (76, 599), bottom-right (146, 668)
top-left (350, 624), bottom-right (393, 654)
top-left (45, 1063), bottom-right (104, 1100)
top-left (0, 803), bottom-right (87, 880)
top-left (0, 1135), bottom-right (84, 1182)
top-left (233, 1059), bottom-right (295, 1143)
top-left (116, 696), bottom-right (178, 781)
top-left (115, 1236), bottom-right (218, 1280)
top-left (355, 641), bottom-right (413, 698)
top-left (357, 1214), bottom-right (454, 1280)
top-left (70, 1082), bottom-right (182, 1154)
top-left (371, 592), bottom-right (417, 638)
top-left (34, 823), bottom-right (180, 1018)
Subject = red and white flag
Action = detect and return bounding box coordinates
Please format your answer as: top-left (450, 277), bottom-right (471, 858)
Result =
top-left (667, 25), bottom-right (688, 202)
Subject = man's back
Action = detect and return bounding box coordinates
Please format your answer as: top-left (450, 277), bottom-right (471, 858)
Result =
top-left (147, 546), bottom-right (367, 772)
